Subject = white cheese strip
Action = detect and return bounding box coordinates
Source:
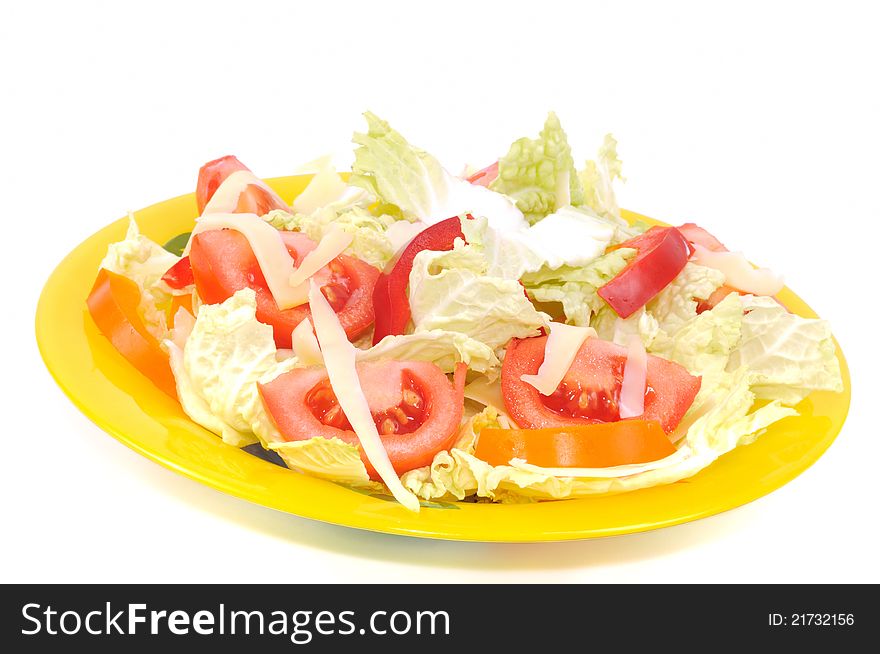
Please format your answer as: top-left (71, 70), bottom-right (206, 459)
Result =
top-left (308, 280), bottom-right (420, 512)
top-left (692, 243), bottom-right (784, 296)
top-left (291, 318), bottom-right (323, 366)
top-left (619, 334), bottom-right (648, 419)
top-left (384, 220), bottom-right (426, 252)
top-left (202, 170), bottom-right (288, 215)
top-left (187, 213), bottom-right (307, 310)
top-left (288, 227), bottom-right (353, 287)
top-left (508, 445), bottom-right (691, 477)
top-left (275, 348), bottom-right (297, 362)
top-left (291, 157), bottom-right (348, 214)
top-left (521, 323), bottom-right (597, 396)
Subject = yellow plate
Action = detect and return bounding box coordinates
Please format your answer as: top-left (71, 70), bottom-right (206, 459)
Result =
top-left (35, 175), bottom-right (851, 542)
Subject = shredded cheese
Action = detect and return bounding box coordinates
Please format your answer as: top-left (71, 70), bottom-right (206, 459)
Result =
top-left (521, 323), bottom-right (597, 395)
top-left (187, 213), bottom-right (307, 309)
top-left (288, 227), bottom-right (353, 287)
top-left (291, 318), bottom-right (323, 366)
top-left (384, 220), bottom-right (426, 252)
top-left (692, 243), bottom-right (784, 296)
top-left (201, 170), bottom-right (287, 215)
top-left (291, 157), bottom-right (348, 214)
top-left (508, 446), bottom-right (690, 477)
top-left (307, 280), bottom-right (420, 512)
top-left (619, 334), bottom-right (648, 419)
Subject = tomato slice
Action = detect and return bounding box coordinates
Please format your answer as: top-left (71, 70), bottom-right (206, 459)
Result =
top-left (233, 183), bottom-right (289, 216)
top-left (466, 162), bottom-right (499, 187)
top-left (677, 222), bottom-right (728, 253)
top-left (161, 256), bottom-right (194, 290)
top-left (474, 421), bottom-right (675, 468)
top-left (598, 226), bottom-right (693, 318)
top-left (189, 229), bottom-right (378, 348)
top-left (260, 362), bottom-right (466, 478)
top-left (86, 269), bottom-right (177, 398)
top-left (196, 155), bottom-right (249, 214)
top-left (371, 216), bottom-right (466, 345)
top-left (501, 335), bottom-right (700, 434)
top-left (195, 155), bottom-right (287, 215)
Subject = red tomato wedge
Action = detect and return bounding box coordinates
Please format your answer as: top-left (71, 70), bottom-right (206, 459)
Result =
top-left (466, 162), bottom-right (499, 187)
top-left (501, 335), bottom-right (700, 434)
top-left (233, 183), bottom-right (289, 216)
top-left (260, 362), bottom-right (466, 478)
top-left (598, 226), bottom-right (693, 318)
top-left (196, 155), bottom-right (248, 213)
top-left (195, 155), bottom-right (288, 215)
top-left (189, 229), bottom-right (379, 348)
top-left (161, 256), bottom-right (194, 290)
top-left (677, 222), bottom-right (728, 253)
top-left (86, 269), bottom-right (177, 398)
top-left (371, 216), bottom-right (466, 345)
top-left (474, 421), bottom-right (675, 468)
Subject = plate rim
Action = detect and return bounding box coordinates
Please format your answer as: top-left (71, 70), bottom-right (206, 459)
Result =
top-left (35, 175), bottom-right (852, 542)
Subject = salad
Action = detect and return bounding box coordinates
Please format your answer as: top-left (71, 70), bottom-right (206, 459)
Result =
top-left (87, 112), bottom-right (844, 512)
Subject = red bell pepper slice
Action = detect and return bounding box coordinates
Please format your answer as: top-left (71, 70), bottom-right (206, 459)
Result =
top-left (598, 226), bottom-right (693, 318)
top-left (371, 216), bottom-right (467, 345)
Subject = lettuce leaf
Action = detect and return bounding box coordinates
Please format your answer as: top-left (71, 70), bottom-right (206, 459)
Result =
top-left (100, 215), bottom-right (183, 339)
top-left (408, 239), bottom-right (547, 349)
top-left (167, 289), bottom-right (296, 447)
top-left (521, 248), bottom-right (635, 326)
top-left (360, 329), bottom-right (500, 376)
top-left (489, 112), bottom-right (583, 224)
top-left (351, 112), bottom-right (528, 232)
top-left (265, 206), bottom-right (399, 269)
top-left (401, 407), bottom-right (506, 501)
top-left (591, 262), bottom-right (725, 343)
top-left (728, 296), bottom-right (844, 404)
top-left (458, 215), bottom-right (544, 279)
top-left (650, 291), bottom-right (744, 375)
top-left (579, 133), bottom-right (625, 221)
top-left (268, 437), bottom-right (379, 487)
top-left (647, 262), bottom-right (726, 334)
top-left (590, 306), bottom-right (661, 348)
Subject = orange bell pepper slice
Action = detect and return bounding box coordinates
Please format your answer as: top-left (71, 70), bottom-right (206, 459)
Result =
top-left (474, 420), bottom-right (675, 468)
top-left (86, 268), bottom-right (177, 398)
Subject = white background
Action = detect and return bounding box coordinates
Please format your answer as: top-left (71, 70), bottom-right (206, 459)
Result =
top-left (2, 0), bottom-right (878, 583)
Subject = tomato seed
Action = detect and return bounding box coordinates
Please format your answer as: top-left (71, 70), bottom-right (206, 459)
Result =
top-left (402, 389), bottom-right (422, 409)
top-left (390, 407), bottom-right (409, 424)
top-left (311, 388), bottom-right (335, 404)
top-left (322, 404), bottom-right (342, 425)
top-left (379, 418), bottom-right (397, 435)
